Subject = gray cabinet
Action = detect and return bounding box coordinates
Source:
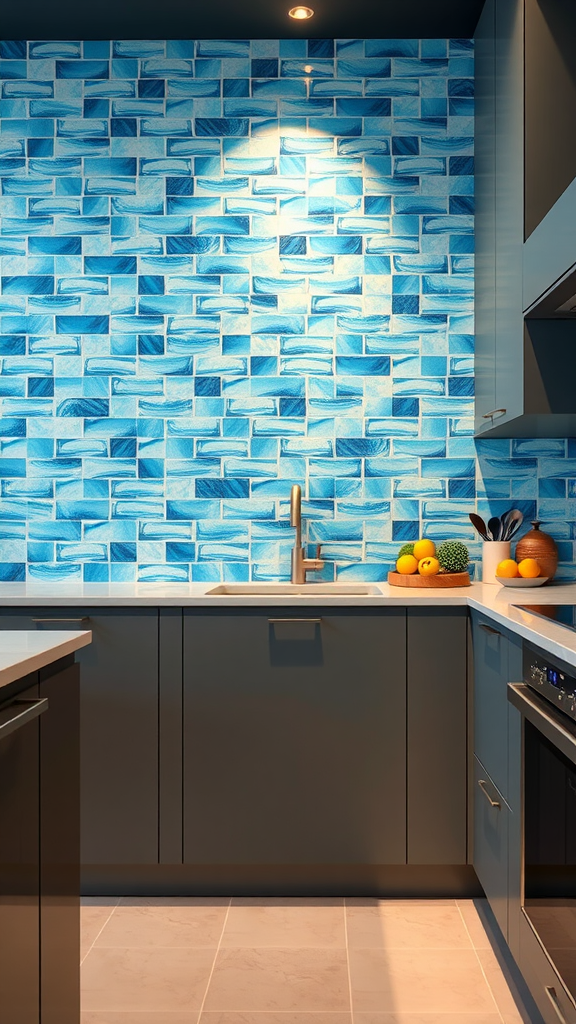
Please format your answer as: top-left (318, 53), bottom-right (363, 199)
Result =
top-left (474, 0), bottom-right (576, 438)
top-left (0, 656), bottom-right (80, 1024)
top-left (0, 609), bottom-right (160, 872)
top-left (475, 0), bottom-right (525, 438)
top-left (183, 609), bottom-right (407, 868)
top-left (471, 609), bottom-right (523, 942)
top-left (0, 603), bottom-right (472, 894)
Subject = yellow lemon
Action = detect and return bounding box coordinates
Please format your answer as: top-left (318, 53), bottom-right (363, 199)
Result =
top-left (497, 559), bottom-right (520, 578)
top-left (396, 554), bottom-right (418, 575)
top-left (413, 538), bottom-right (436, 560)
top-left (518, 557), bottom-right (541, 578)
top-left (418, 556), bottom-right (440, 576)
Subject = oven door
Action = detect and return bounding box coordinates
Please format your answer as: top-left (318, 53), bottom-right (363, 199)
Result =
top-left (508, 683), bottom-right (576, 1024)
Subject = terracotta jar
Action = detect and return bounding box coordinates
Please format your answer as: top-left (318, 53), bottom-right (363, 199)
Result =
top-left (515, 521), bottom-right (558, 581)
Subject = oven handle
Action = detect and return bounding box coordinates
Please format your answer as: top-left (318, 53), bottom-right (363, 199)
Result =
top-left (507, 683), bottom-right (576, 767)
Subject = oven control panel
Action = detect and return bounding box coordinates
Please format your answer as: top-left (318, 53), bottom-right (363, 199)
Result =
top-left (523, 646), bottom-right (576, 722)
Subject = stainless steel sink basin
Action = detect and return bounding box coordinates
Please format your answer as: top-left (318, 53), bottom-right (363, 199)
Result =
top-left (205, 583), bottom-right (382, 596)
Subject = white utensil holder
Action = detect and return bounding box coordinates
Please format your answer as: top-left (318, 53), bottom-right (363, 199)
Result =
top-left (482, 541), bottom-right (511, 584)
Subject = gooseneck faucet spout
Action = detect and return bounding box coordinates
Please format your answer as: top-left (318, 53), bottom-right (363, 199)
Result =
top-left (289, 484), bottom-right (325, 584)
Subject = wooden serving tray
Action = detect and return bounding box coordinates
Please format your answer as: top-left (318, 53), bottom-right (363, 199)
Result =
top-left (388, 571), bottom-right (471, 588)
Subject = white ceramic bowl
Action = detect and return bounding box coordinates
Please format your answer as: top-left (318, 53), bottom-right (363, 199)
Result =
top-left (495, 576), bottom-right (549, 588)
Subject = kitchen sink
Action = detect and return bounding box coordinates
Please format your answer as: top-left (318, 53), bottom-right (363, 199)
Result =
top-left (205, 583), bottom-right (382, 596)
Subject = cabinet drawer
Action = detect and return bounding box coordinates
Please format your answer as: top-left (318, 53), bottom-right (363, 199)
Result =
top-left (472, 613), bottom-right (517, 798)
top-left (473, 755), bottom-right (509, 940)
top-left (519, 910), bottom-right (576, 1024)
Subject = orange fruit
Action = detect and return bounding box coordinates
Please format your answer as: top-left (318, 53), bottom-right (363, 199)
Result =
top-left (396, 554), bottom-right (418, 575)
top-left (413, 538), bottom-right (436, 560)
top-left (418, 556), bottom-right (440, 576)
top-left (518, 557), bottom-right (541, 578)
top-left (496, 559), bottom-right (520, 578)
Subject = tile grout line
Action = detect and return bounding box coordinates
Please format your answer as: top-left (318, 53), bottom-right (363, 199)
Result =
top-left (195, 896), bottom-right (232, 1020)
top-left (80, 898), bottom-right (121, 967)
top-left (343, 896), bottom-right (355, 1024)
top-left (456, 900), bottom-right (506, 1024)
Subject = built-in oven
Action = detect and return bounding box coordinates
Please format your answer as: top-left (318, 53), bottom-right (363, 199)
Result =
top-left (508, 642), bottom-right (576, 1024)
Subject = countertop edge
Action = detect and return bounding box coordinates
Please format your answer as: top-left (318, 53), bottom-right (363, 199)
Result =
top-left (0, 580), bottom-right (575, 668)
top-left (0, 630), bottom-right (92, 690)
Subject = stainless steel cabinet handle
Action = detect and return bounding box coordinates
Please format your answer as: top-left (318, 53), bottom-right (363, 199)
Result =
top-left (482, 408), bottom-right (507, 420)
top-left (0, 697), bottom-right (48, 739)
top-left (32, 617), bottom-right (90, 623)
top-left (546, 986), bottom-right (569, 1024)
top-left (268, 618), bottom-right (322, 624)
top-left (479, 622), bottom-right (501, 636)
top-left (478, 779), bottom-right (501, 809)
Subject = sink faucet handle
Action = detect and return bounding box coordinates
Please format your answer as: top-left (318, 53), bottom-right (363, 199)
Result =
top-left (315, 543), bottom-right (322, 560)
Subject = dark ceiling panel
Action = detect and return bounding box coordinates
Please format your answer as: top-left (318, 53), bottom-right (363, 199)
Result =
top-left (1, 0), bottom-right (485, 40)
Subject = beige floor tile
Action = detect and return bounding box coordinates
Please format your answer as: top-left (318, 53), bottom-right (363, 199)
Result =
top-left (475, 946), bottom-right (525, 1020)
top-left (346, 899), bottom-right (472, 950)
top-left (95, 898), bottom-right (229, 948)
top-left (82, 904), bottom-right (119, 956)
top-left (81, 946), bottom-right (216, 1013)
top-left (82, 1016), bottom-right (199, 1024)
top-left (199, 1015), bottom-right (351, 1024)
top-left (348, 947), bottom-right (498, 1014)
top-left (221, 898), bottom-right (346, 948)
top-left (355, 1016), bottom-right (503, 1024)
top-left (457, 900), bottom-right (493, 950)
top-left (203, 948), bottom-right (350, 1012)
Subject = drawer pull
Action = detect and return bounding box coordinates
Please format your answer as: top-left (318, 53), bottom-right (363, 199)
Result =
top-left (482, 408), bottom-right (507, 421)
top-left (268, 618), bottom-right (322, 624)
top-left (546, 986), bottom-right (569, 1024)
top-left (479, 622), bottom-right (501, 637)
top-left (0, 698), bottom-right (48, 739)
top-left (478, 779), bottom-right (501, 809)
top-left (32, 617), bottom-right (90, 624)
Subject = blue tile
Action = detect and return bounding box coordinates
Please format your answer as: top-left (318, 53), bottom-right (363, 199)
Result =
top-left (2, 35), bottom-right (572, 582)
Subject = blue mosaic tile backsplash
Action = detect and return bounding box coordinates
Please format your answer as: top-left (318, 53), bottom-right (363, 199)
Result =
top-left (0, 37), bottom-right (573, 583)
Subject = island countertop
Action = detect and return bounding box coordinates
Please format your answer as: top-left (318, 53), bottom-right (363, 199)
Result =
top-left (0, 629), bottom-right (92, 690)
top-left (0, 580), bottom-right (574, 668)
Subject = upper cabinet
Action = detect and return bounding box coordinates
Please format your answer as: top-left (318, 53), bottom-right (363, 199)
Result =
top-left (474, 0), bottom-right (576, 438)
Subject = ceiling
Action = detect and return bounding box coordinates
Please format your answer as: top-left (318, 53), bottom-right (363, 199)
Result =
top-left (2, 0), bottom-right (485, 41)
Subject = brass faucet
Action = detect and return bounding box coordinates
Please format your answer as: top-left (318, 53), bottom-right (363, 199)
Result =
top-left (289, 484), bottom-right (324, 584)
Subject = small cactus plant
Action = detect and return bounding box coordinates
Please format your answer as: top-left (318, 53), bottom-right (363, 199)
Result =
top-left (437, 540), bottom-right (469, 574)
top-left (398, 542), bottom-right (415, 557)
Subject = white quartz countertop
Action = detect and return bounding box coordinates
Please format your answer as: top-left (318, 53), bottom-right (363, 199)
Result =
top-left (0, 580), bottom-right (575, 668)
top-left (0, 630), bottom-right (92, 690)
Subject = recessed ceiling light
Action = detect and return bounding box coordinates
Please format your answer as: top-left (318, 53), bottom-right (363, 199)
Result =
top-left (288, 6), bottom-right (314, 19)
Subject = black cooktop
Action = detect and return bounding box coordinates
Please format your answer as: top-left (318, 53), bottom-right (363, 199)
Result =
top-left (519, 605), bottom-right (576, 631)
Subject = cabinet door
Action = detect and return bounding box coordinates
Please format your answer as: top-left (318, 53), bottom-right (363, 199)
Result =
top-left (472, 612), bottom-right (517, 799)
top-left (0, 683), bottom-right (41, 1024)
top-left (473, 755), bottom-right (509, 940)
top-left (474, 0), bottom-right (497, 433)
top-left (0, 609), bottom-right (159, 867)
top-left (494, 0), bottom-right (524, 430)
top-left (183, 609), bottom-right (407, 866)
top-left (407, 608), bottom-right (467, 865)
